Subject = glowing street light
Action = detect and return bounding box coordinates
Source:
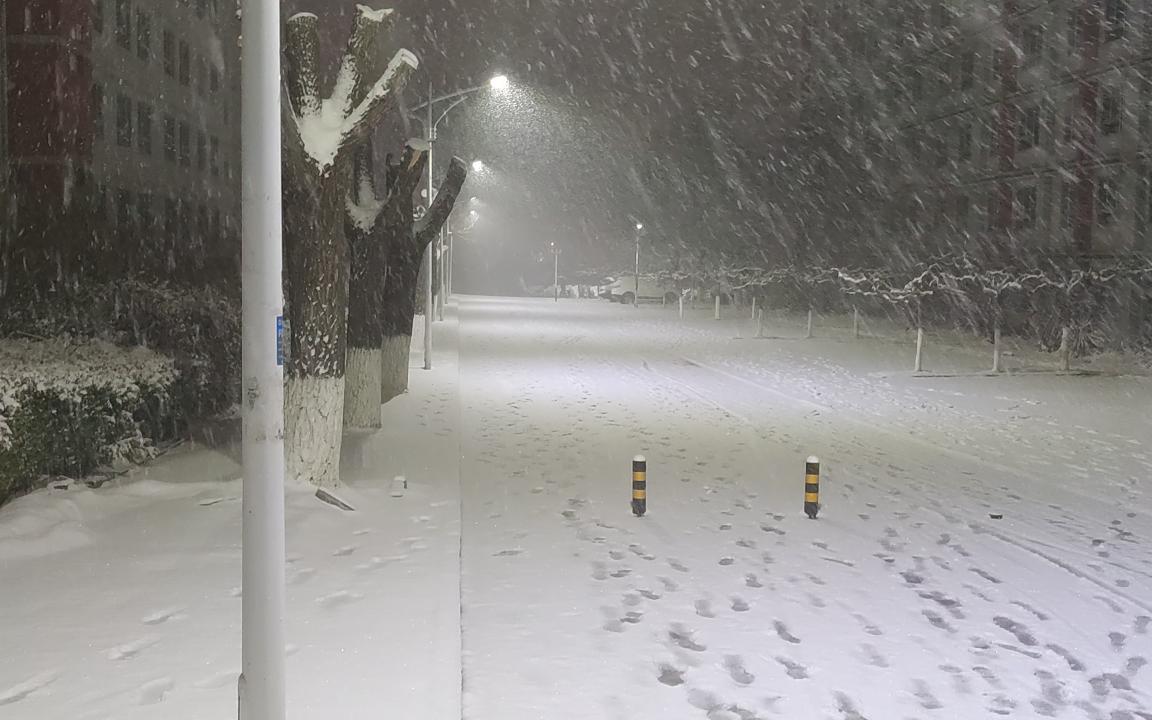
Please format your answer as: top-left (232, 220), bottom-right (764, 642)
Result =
top-left (472, 159), bottom-right (485, 173)
top-left (490, 74), bottom-right (510, 91)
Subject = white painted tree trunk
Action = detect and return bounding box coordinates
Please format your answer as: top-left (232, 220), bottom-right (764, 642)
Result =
top-left (381, 334), bottom-right (412, 403)
top-left (756, 309), bottom-right (764, 338)
top-left (992, 326), bottom-right (1002, 373)
top-left (853, 307), bottom-right (860, 339)
top-left (751, 296), bottom-right (757, 320)
top-left (285, 375), bottom-right (344, 489)
top-left (806, 308), bottom-right (814, 339)
top-left (714, 294), bottom-right (721, 320)
top-left (343, 347), bottom-right (382, 429)
top-left (1059, 326), bottom-right (1072, 372)
top-left (678, 295), bottom-right (684, 319)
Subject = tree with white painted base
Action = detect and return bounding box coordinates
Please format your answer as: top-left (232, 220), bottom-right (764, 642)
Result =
top-left (378, 155), bottom-right (468, 402)
top-left (281, 8), bottom-right (416, 487)
top-left (344, 140), bottom-right (427, 426)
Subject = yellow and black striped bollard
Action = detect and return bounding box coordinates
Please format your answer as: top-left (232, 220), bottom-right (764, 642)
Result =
top-left (804, 456), bottom-right (820, 519)
top-left (632, 455), bottom-right (647, 517)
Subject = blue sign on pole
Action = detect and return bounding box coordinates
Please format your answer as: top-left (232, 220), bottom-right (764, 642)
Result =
top-left (276, 316), bottom-right (284, 366)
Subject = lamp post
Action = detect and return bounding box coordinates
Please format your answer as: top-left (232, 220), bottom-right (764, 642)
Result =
top-left (238, 0), bottom-right (285, 718)
top-left (633, 223), bottom-right (643, 307)
top-left (409, 75), bottom-right (508, 369)
top-left (551, 242), bottom-right (562, 302)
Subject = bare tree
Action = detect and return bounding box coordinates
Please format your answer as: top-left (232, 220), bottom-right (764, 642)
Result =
top-left (343, 139), bottom-right (427, 428)
top-left (281, 7), bottom-right (416, 487)
top-left (380, 156), bottom-right (469, 401)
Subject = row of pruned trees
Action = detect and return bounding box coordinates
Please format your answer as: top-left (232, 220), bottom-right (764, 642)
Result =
top-left (649, 254), bottom-right (1152, 352)
top-left (281, 8), bottom-right (467, 488)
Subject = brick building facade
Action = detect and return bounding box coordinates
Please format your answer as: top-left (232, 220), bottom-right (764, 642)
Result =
top-left (3, 0), bottom-right (241, 290)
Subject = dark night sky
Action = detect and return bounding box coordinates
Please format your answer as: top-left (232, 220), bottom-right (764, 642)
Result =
top-left (283, 0), bottom-right (804, 291)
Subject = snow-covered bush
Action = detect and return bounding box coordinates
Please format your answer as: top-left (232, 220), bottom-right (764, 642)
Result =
top-left (0, 279), bottom-right (240, 422)
top-left (0, 339), bottom-right (177, 505)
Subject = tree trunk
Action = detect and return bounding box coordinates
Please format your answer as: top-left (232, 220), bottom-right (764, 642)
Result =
top-left (344, 149), bottom-right (386, 429)
top-left (380, 256), bottom-right (420, 402)
top-left (283, 163), bottom-right (351, 487)
top-left (281, 8), bottom-right (416, 485)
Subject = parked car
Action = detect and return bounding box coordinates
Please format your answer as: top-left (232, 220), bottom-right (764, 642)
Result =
top-left (606, 275), bottom-right (680, 305)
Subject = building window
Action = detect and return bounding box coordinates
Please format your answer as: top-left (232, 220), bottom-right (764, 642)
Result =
top-left (164, 115), bottom-right (176, 161)
top-left (116, 94), bottom-right (132, 147)
top-left (1067, 9), bottom-right (1080, 51)
top-left (93, 0), bottom-right (105, 33)
top-left (1105, 0), bottom-right (1126, 40)
top-left (92, 82), bottom-right (104, 140)
top-left (179, 41), bottom-right (190, 86)
top-left (114, 0), bottom-right (131, 50)
top-left (1015, 185), bottom-right (1038, 228)
top-left (959, 50), bottom-right (975, 90)
top-left (198, 59), bottom-right (208, 96)
top-left (1017, 106), bottom-right (1041, 151)
top-left (1098, 176), bottom-right (1118, 225)
top-left (1020, 25), bottom-right (1043, 65)
top-left (135, 10), bottom-right (150, 60)
top-left (958, 122), bottom-right (973, 161)
top-left (1101, 87), bottom-right (1123, 135)
top-left (138, 193), bottom-right (153, 232)
top-left (116, 189), bottom-right (134, 228)
top-left (179, 123), bottom-right (191, 167)
top-left (197, 131), bottom-right (207, 171)
top-left (1061, 179), bottom-right (1075, 228)
top-left (137, 103), bottom-right (152, 155)
top-left (210, 136), bottom-right (220, 176)
top-left (163, 31), bottom-right (175, 76)
top-left (164, 198), bottom-right (178, 238)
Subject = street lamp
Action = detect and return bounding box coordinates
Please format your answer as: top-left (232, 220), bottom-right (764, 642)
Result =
top-left (472, 159), bottom-right (485, 173)
top-left (409, 74), bottom-right (510, 367)
top-left (633, 223), bottom-right (644, 307)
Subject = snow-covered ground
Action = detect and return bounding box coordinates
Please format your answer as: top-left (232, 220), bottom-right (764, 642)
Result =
top-left (2, 296), bottom-right (1150, 719)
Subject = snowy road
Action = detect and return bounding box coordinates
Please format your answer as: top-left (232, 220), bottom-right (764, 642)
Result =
top-left (456, 296), bottom-right (1151, 720)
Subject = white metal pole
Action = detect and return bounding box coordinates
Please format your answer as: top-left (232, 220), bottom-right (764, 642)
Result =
top-left (853, 306), bottom-right (860, 339)
top-left (757, 308), bottom-right (764, 338)
top-left (633, 231), bottom-right (640, 307)
top-left (436, 230), bottom-right (445, 321)
top-left (423, 82), bottom-right (434, 370)
top-left (915, 327), bottom-right (925, 372)
top-left (678, 294), bottom-right (684, 319)
top-left (714, 294), bottom-right (721, 320)
top-left (751, 295), bottom-right (757, 320)
top-left (446, 219), bottom-right (453, 298)
top-left (239, 0), bottom-right (285, 717)
top-left (553, 251), bottom-right (559, 302)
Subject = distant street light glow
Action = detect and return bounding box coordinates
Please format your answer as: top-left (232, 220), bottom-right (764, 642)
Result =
top-left (472, 160), bottom-right (485, 172)
top-left (490, 74), bottom-right (510, 91)
top-left (636, 223), bottom-right (644, 231)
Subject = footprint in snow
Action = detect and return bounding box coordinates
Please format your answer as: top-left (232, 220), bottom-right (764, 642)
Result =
top-left (731, 596), bottom-right (750, 612)
top-left (774, 621), bottom-right (800, 644)
top-left (668, 624), bottom-right (706, 652)
top-left (668, 559), bottom-right (690, 573)
top-left (695, 599), bottom-right (716, 618)
top-left (494, 548), bottom-right (523, 557)
top-left (107, 636), bottom-right (160, 661)
top-left (723, 655), bottom-right (755, 685)
top-left (775, 656), bottom-right (808, 679)
top-left (316, 590), bottom-right (362, 609)
top-left (142, 607), bottom-right (185, 625)
top-left (0, 671), bottom-right (59, 706)
top-left (745, 573), bottom-right (763, 589)
top-left (718, 557), bottom-right (735, 566)
top-left (138, 677), bottom-right (175, 705)
top-left (658, 577), bottom-right (679, 592)
top-left (288, 567), bottom-right (316, 585)
top-left (657, 664), bottom-right (685, 686)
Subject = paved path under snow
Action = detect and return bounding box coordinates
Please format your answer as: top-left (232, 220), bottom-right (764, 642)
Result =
top-left (456, 296), bottom-right (1152, 720)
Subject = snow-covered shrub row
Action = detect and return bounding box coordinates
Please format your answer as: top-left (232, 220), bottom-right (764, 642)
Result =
top-left (0, 340), bottom-right (178, 505)
top-left (0, 279), bottom-right (240, 422)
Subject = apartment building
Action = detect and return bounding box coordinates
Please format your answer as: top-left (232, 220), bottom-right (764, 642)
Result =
top-left (3, 0), bottom-right (240, 287)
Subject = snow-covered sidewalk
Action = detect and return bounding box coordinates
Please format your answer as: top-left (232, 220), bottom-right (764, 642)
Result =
top-left (0, 314), bottom-right (462, 719)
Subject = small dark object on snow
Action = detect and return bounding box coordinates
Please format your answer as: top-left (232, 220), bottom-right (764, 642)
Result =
top-left (316, 488), bottom-right (356, 512)
top-left (989, 513), bottom-right (1003, 520)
